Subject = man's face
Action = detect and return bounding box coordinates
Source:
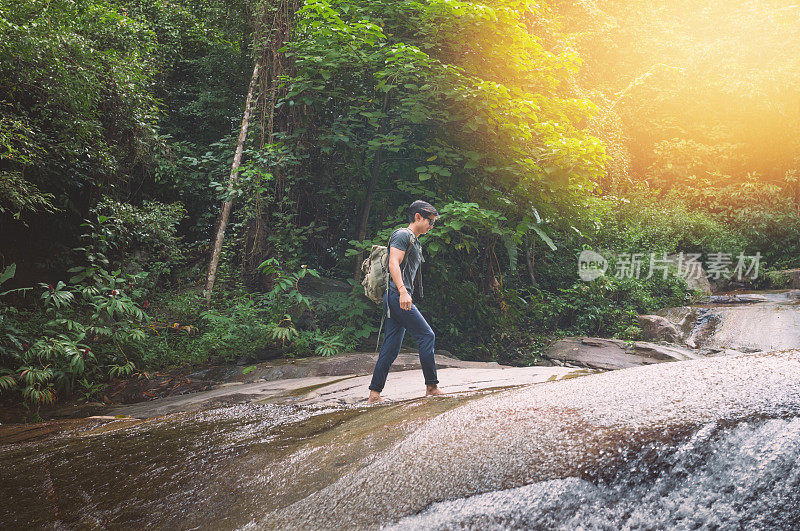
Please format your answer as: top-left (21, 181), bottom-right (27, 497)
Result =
top-left (417, 213), bottom-right (438, 234)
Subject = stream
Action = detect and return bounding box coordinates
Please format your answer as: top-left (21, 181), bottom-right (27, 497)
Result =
top-left (2, 292), bottom-right (800, 529)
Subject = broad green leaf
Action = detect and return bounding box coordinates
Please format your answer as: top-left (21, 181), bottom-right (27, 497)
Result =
top-left (502, 235), bottom-right (518, 271)
top-left (0, 264), bottom-right (16, 286)
top-left (532, 226), bottom-right (557, 251)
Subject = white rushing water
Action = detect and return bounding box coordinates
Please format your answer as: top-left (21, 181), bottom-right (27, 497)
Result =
top-left (260, 351), bottom-right (800, 529)
top-left (390, 416), bottom-right (800, 529)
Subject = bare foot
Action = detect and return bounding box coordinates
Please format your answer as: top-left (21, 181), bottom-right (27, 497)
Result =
top-left (367, 390), bottom-right (385, 404)
top-left (425, 384), bottom-right (444, 397)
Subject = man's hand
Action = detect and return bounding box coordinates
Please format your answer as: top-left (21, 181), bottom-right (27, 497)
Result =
top-left (399, 290), bottom-right (412, 311)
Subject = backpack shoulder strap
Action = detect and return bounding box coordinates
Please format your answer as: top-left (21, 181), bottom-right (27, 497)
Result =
top-left (400, 227), bottom-right (416, 255)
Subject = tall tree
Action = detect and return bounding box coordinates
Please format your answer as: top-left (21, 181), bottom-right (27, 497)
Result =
top-left (204, 61), bottom-right (261, 301)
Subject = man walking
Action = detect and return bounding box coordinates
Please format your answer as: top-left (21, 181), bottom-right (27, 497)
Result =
top-left (367, 200), bottom-right (443, 404)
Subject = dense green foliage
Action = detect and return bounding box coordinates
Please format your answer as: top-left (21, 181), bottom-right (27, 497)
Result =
top-left (2, 0), bottom-right (799, 411)
top-left (559, 0), bottom-right (800, 265)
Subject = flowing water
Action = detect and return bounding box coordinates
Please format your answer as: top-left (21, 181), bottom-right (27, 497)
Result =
top-left (257, 351), bottom-right (800, 529)
top-left (0, 403), bottom-right (333, 528)
top-left (390, 417), bottom-right (800, 529)
top-left (3, 350), bottom-right (799, 529)
top-left (664, 290), bottom-right (800, 352)
top-left (0, 397), bottom-right (469, 528)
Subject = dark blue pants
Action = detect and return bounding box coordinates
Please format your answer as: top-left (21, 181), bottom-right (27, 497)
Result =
top-left (368, 289), bottom-right (438, 392)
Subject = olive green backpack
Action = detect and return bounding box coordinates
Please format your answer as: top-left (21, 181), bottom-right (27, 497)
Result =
top-left (360, 228), bottom-right (423, 350)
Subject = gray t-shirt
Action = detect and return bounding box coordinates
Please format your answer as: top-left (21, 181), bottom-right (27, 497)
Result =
top-left (387, 228), bottom-right (423, 295)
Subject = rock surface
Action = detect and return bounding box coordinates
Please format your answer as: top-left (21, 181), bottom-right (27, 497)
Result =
top-left (259, 351), bottom-right (800, 529)
top-left (666, 253), bottom-right (713, 295)
top-left (106, 361), bottom-right (583, 418)
top-left (685, 272), bottom-right (713, 295)
top-left (637, 314), bottom-right (681, 342)
top-left (542, 337), bottom-right (701, 370)
top-left (4, 350), bottom-right (800, 529)
top-left (656, 291), bottom-right (800, 352)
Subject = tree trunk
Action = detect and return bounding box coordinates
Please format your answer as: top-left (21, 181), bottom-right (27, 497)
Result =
top-left (526, 244), bottom-right (536, 285)
top-left (204, 61), bottom-right (261, 301)
top-left (352, 92), bottom-right (391, 280)
top-left (352, 149), bottom-right (383, 280)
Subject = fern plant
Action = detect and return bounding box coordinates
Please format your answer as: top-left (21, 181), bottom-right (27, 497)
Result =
top-left (314, 334), bottom-right (346, 357)
top-left (267, 314), bottom-right (299, 346)
top-left (0, 252), bottom-right (149, 409)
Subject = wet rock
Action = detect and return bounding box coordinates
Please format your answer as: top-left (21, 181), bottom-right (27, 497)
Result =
top-left (655, 305), bottom-right (699, 338)
top-left (667, 253), bottom-right (713, 295)
top-left (685, 308), bottom-right (722, 348)
top-left (261, 351), bottom-right (800, 529)
top-left (631, 341), bottom-right (700, 361)
top-left (655, 290), bottom-right (800, 352)
top-left (707, 291), bottom-right (800, 304)
top-left (105, 363), bottom-right (583, 418)
top-left (542, 337), bottom-right (700, 370)
top-left (5, 352), bottom-right (800, 529)
top-left (707, 294), bottom-right (754, 304)
top-left (637, 315), bottom-right (681, 342)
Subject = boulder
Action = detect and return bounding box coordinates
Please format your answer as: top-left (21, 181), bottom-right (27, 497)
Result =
top-left (655, 305), bottom-right (699, 339)
top-left (666, 253), bottom-right (713, 295)
top-left (655, 291), bottom-right (800, 352)
top-left (637, 315), bottom-right (682, 343)
top-left (542, 337), bottom-right (701, 370)
top-left (632, 341), bottom-right (703, 361)
top-left (686, 272), bottom-right (713, 295)
top-left (297, 275), bottom-right (353, 298)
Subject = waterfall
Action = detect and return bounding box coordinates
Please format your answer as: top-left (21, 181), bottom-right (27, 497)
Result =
top-left (391, 416), bottom-right (800, 529)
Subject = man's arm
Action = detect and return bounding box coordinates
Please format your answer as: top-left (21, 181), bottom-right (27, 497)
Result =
top-left (388, 246), bottom-right (412, 310)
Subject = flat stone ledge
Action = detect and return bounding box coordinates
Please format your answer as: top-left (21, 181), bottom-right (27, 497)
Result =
top-left (106, 365), bottom-right (585, 418)
top-left (543, 336), bottom-right (701, 370)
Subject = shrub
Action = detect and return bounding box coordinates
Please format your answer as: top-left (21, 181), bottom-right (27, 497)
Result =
top-left (0, 262), bottom-right (149, 411)
top-left (546, 275), bottom-right (687, 338)
top-left (90, 198), bottom-right (186, 291)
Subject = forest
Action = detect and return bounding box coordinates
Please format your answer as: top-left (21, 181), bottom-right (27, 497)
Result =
top-left (2, 0), bottom-right (799, 412)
